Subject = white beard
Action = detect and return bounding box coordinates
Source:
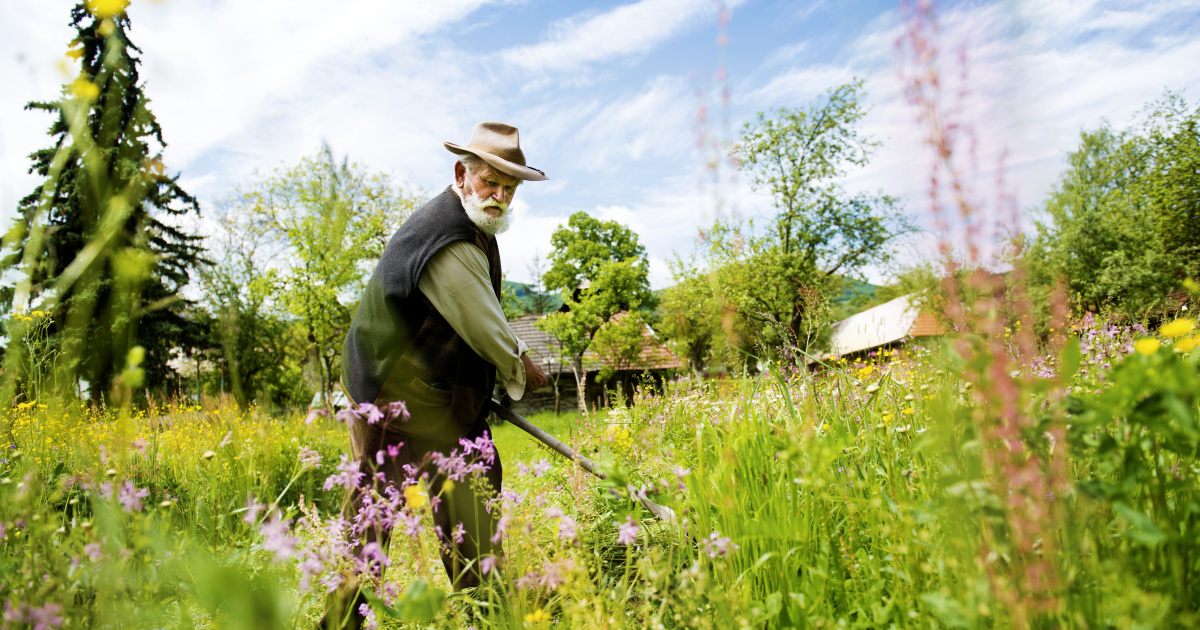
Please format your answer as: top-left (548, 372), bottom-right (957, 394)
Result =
top-left (461, 192), bottom-right (512, 235)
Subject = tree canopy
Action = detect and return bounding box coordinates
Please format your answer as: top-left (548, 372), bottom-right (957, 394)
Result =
top-left (2, 2), bottom-right (206, 401)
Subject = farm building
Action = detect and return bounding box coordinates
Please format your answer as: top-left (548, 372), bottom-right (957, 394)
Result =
top-left (827, 295), bottom-right (948, 358)
top-left (504, 313), bottom-right (685, 415)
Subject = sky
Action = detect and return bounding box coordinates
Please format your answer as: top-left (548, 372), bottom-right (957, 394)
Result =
top-left (3, 0), bottom-right (1199, 289)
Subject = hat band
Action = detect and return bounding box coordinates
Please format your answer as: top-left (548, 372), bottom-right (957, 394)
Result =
top-left (466, 143), bottom-right (525, 166)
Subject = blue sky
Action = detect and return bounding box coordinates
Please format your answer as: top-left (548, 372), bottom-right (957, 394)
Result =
top-left (3, 0), bottom-right (1199, 289)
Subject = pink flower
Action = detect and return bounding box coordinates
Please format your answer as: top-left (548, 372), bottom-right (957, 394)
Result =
top-left (298, 447), bottom-right (322, 469)
top-left (452, 522), bottom-right (466, 544)
top-left (530, 459), bottom-right (552, 477)
top-left (386, 444), bottom-right (401, 458)
top-left (259, 513), bottom-right (298, 562)
top-left (117, 481), bottom-right (149, 512)
top-left (304, 407), bottom-right (329, 424)
top-left (480, 555), bottom-right (498, 576)
top-left (244, 494), bottom-right (266, 524)
top-left (387, 400), bottom-right (410, 421)
top-left (359, 402), bottom-right (385, 425)
top-left (130, 438), bottom-right (147, 456)
top-left (323, 455), bottom-right (365, 491)
top-left (700, 531), bottom-right (738, 558)
top-left (84, 543), bottom-right (103, 562)
top-left (616, 516), bottom-right (639, 545)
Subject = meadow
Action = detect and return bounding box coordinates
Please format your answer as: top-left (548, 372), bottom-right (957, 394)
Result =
top-left (3, 312), bottom-right (1199, 629)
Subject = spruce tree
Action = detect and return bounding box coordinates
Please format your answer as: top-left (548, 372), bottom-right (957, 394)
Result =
top-left (6, 1), bottom-right (205, 400)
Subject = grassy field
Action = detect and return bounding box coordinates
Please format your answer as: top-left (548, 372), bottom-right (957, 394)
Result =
top-left (2, 316), bottom-right (1200, 629)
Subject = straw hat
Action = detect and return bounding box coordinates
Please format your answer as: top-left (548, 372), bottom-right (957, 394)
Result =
top-left (444, 121), bottom-right (548, 182)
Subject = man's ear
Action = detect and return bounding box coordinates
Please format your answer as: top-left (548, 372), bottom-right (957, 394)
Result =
top-left (454, 161), bottom-right (466, 189)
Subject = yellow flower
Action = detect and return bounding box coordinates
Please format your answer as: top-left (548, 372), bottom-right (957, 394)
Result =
top-left (1135, 339), bottom-right (1160, 356)
top-left (85, 0), bottom-right (128, 18)
top-left (1160, 318), bottom-right (1196, 338)
top-left (405, 484), bottom-right (427, 509)
top-left (524, 609), bottom-right (548, 624)
top-left (1175, 336), bottom-right (1196, 352)
top-left (902, 407), bottom-right (914, 416)
top-left (71, 78), bottom-right (100, 101)
top-left (882, 413), bottom-right (894, 423)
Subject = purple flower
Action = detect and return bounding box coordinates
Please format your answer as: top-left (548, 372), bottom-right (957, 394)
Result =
top-left (259, 513), bottom-right (298, 562)
top-left (700, 531), bottom-right (738, 558)
top-left (2, 600), bottom-right (63, 630)
top-left (84, 543), bottom-right (103, 562)
top-left (130, 438), bottom-right (147, 457)
top-left (387, 400), bottom-right (410, 421)
top-left (530, 459), bottom-right (552, 477)
top-left (452, 522), bottom-right (465, 544)
top-left (117, 481), bottom-right (149, 512)
top-left (480, 555), bottom-right (498, 576)
top-left (305, 407), bottom-right (329, 425)
top-left (616, 516), bottom-right (640, 545)
top-left (358, 541), bottom-right (391, 578)
top-left (298, 550), bottom-right (325, 593)
top-left (97, 481), bottom-right (114, 500)
top-left (558, 516), bottom-right (578, 541)
top-left (357, 602), bottom-right (379, 630)
top-left (298, 447), bottom-right (322, 469)
top-left (244, 494), bottom-right (266, 524)
top-left (323, 455), bottom-right (365, 491)
top-left (358, 402), bottom-right (385, 425)
top-left (491, 514), bottom-right (511, 544)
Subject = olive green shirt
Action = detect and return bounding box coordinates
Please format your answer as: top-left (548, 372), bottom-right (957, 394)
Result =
top-left (417, 241), bottom-right (528, 400)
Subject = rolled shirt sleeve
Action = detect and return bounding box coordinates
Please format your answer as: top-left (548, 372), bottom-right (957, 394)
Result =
top-left (417, 241), bottom-right (530, 400)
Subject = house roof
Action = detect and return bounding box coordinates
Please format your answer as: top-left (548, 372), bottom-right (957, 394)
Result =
top-left (508, 313), bottom-right (685, 375)
top-left (827, 295), bottom-right (947, 356)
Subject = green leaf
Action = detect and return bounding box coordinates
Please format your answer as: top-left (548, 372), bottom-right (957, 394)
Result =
top-left (1114, 502), bottom-right (1167, 547)
top-left (1058, 337), bottom-right (1082, 382)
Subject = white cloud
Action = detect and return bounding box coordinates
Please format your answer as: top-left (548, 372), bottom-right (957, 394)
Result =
top-left (500, 0), bottom-right (746, 74)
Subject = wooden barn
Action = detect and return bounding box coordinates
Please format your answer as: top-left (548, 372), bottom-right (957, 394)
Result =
top-left (504, 313), bottom-right (685, 415)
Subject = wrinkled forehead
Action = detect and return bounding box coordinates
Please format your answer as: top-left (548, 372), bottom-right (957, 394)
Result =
top-left (473, 163), bottom-right (522, 188)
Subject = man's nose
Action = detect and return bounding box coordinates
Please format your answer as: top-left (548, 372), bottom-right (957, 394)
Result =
top-left (492, 187), bottom-right (507, 202)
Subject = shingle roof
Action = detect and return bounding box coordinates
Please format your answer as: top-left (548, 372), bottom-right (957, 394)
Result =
top-left (507, 313), bottom-right (685, 374)
top-left (827, 295), bottom-right (948, 356)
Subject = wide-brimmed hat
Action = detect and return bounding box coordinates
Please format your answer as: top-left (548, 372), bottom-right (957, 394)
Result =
top-left (444, 121), bottom-right (548, 182)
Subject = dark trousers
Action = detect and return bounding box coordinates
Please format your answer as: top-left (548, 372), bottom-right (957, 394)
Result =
top-left (322, 409), bottom-right (502, 629)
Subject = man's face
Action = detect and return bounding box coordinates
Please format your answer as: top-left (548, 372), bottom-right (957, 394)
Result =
top-left (455, 161), bottom-right (521, 217)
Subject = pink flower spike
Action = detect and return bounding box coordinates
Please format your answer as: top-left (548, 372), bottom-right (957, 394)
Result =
top-left (480, 555), bottom-right (498, 575)
top-left (616, 516), bottom-right (639, 545)
top-left (388, 400), bottom-right (410, 421)
top-left (387, 444), bottom-right (401, 458)
top-left (359, 402), bottom-right (385, 425)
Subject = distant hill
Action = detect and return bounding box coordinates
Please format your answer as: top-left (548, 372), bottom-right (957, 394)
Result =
top-left (503, 280), bottom-right (563, 315)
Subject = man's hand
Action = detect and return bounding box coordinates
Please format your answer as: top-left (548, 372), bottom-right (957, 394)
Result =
top-left (521, 353), bottom-right (548, 394)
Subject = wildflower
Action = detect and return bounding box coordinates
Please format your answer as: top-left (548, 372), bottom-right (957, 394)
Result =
top-left (404, 484), bottom-right (427, 509)
top-left (357, 602), bottom-right (380, 630)
top-left (491, 514), bottom-right (511, 544)
top-left (525, 608), bottom-right (548, 624)
top-left (530, 459), bottom-right (552, 477)
top-left (202, 450), bottom-right (216, 460)
top-left (298, 447), bottom-right (322, 469)
top-left (259, 513), bottom-right (298, 562)
top-left (882, 413), bottom-right (894, 423)
top-left (1176, 336), bottom-right (1197, 352)
top-left (452, 522), bottom-right (466, 544)
top-left (387, 400), bottom-right (410, 421)
top-left (386, 444), bottom-right (401, 458)
top-left (1160, 318), bottom-right (1196, 338)
top-left (1134, 338), bottom-right (1160, 356)
top-left (358, 541), bottom-right (391, 577)
top-left (244, 494), bottom-right (266, 524)
top-left (357, 402), bottom-right (385, 425)
top-left (117, 481), bottom-right (149, 512)
top-left (700, 531), bottom-right (738, 558)
top-left (130, 438), bottom-right (147, 456)
top-left (616, 516), bottom-right (640, 545)
top-left (480, 555), bottom-right (499, 575)
top-left (84, 542), bottom-right (103, 562)
top-left (902, 407), bottom-right (914, 416)
top-left (304, 408), bottom-right (329, 424)
top-left (323, 455), bottom-right (365, 491)
top-left (218, 431), bottom-right (233, 448)
top-left (297, 551), bottom-right (325, 593)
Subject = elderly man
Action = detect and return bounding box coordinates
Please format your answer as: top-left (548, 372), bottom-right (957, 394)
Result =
top-left (328, 122), bottom-right (549, 626)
